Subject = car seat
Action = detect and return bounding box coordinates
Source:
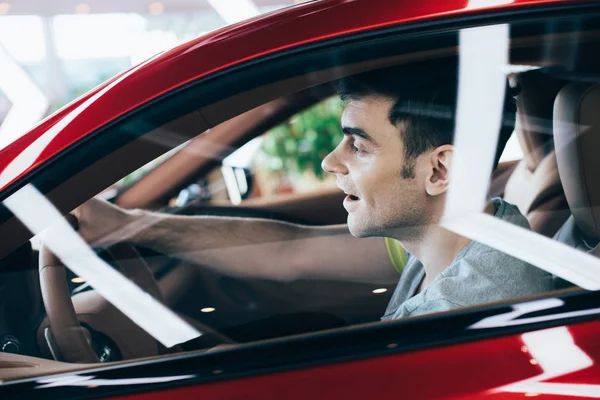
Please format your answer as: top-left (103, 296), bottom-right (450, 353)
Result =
top-left (502, 71), bottom-right (570, 237)
top-left (552, 82), bottom-right (600, 288)
top-left (554, 82), bottom-right (600, 252)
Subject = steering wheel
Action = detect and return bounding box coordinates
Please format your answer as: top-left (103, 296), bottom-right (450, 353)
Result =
top-left (39, 217), bottom-right (234, 363)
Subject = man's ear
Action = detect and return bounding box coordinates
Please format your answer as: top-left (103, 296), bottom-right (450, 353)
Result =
top-left (425, 145), bottom-right (453, 196)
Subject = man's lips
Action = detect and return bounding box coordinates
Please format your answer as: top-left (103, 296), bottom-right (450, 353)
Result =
top-left (343, 192), bottom-right (361, 212)
top-left (339, 186), bottom-right (359, 199)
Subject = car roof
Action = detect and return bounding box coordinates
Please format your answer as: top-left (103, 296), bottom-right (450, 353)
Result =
top-left (0, 0), bottom-right (583, 193)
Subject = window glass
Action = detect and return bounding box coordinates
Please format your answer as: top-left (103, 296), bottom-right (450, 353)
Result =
top-left (1, 14), bottom-right (600, 384)
top-left (114, 141), bottom-right (190, 191)
top-left (221, 97), bottom-right (343, 203)
top-left (112, 97), bottom-right (343, 206)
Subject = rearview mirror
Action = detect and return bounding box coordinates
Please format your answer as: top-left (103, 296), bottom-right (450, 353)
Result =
top-left (221, 166), bottom-right (253, 205)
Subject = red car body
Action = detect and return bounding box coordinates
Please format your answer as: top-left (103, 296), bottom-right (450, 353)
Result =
top-left (1, 0), bottom-right (600, 399)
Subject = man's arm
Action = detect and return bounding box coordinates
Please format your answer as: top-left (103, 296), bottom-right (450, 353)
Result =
top-left (74, 198), bottom-right (399, 284)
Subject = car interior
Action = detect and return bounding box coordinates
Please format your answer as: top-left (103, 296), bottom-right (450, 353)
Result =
top-left (0, 16), bottom-right (599, 383)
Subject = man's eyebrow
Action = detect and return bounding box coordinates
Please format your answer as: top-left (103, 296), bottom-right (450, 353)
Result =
top-left (342, 126), bottom-right (375, 142)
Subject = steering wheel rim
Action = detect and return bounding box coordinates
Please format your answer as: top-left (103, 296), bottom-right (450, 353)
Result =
top-left (39, 242), bottom-right (166, 363)
top-left (39, 243), bottom-right (98, 363)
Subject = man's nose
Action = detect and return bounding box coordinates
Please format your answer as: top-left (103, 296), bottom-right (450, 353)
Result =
top-left (321, 148), bottom-right (347, 176)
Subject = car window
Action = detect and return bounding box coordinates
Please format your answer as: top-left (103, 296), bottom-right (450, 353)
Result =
top-left (221, 96), bottom-right (343, 204)
top-left (1, 12), bottom-right (600, 386)
top-left (114, 96), bottom-right (344, 207)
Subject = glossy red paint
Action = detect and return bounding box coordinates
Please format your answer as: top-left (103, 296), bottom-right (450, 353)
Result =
top-left (107, 320), bottom-right (600, 400)
top-left (0, 0), bottom-right (587, 194)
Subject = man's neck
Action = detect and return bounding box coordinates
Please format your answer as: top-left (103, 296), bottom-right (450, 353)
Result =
top-left (398, 200), bottom-right (496, 289)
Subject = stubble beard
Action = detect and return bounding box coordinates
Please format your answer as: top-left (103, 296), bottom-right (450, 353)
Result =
top-left (348, 197), bottom-right (429, 240)
top-left (348, 159), bottom-right (428, 239)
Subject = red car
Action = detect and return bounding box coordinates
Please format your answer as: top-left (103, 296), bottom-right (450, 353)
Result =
top-left (1, 0), bottom-right (600, 398)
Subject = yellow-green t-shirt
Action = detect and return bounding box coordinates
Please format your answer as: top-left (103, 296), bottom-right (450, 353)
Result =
top-left (384, 238), bottom-right (408, 275)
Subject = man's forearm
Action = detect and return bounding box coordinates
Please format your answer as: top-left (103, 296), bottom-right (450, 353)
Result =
top-left (113, 209), bottom-right (397, 283)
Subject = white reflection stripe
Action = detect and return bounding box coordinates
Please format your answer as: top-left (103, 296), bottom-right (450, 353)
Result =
top-left (0, 53), bottom-right (161, 190)
top-left (522, 327), bottom-right (593, 377)
top-left (467, 0), bottom-right (514, 9)
top-left (36, 374), bottom-right (195, 389)
top-left (502, 383), bottom-right (600, 398)
top-left (441, 212), bottom-right (600, 290)
top-left (3, 185), bottom-right (200, 348)
top-left (470, 298), bottom-right (564, 329)
top-left (444, 24), bottom-right (509, 219)
top-left (495, 328), bottom-right (598, 397)
top-left (472, 307), bottom-right (600, 328)
top-left (469, 298), bottom-right (600, 329)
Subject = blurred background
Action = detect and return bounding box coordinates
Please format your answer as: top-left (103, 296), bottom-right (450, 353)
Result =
top-left (0, 0), bottom-right (349, 201)
top-left (0, 0), bottom-right (307, 147)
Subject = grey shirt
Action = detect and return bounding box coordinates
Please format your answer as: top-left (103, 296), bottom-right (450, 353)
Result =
top-left (381, 198), bottom-right (555, 320)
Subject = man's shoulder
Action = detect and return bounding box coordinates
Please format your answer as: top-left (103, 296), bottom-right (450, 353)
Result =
top-left (435, 244), bottom-right (555, 306)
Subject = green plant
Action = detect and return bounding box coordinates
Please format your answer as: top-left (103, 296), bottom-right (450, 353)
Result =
top-left (260, 97), bottom-right (344, 179)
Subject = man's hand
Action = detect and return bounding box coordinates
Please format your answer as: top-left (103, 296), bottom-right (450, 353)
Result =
top-left (72, 197), bottom-right (141, 248)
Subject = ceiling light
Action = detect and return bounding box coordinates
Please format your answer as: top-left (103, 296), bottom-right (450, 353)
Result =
top-left (0, 3), bottom-right (10, 15)
top-left (71, 277), bottom-right (86, 283)
top-left (372, 288), bottom-right (388, 294)
top-left (75, 3), bottom-right (91, 14)
top-left (201, 307), bottom-right (216, 313)
top-left (149, 2), bottom-right (164, 15)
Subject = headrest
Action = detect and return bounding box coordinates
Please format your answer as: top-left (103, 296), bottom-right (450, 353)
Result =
top-left (554, 83), bottom-right (600, 240)
top-left (514, 72), bottom-right (564, 171)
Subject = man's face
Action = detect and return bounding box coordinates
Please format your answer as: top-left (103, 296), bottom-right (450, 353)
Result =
top-left (322, 95), bottom-right (430, 239)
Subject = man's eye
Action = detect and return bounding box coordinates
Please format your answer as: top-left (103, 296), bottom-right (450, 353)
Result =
top-left (350, 142), bottom-right (365, 154)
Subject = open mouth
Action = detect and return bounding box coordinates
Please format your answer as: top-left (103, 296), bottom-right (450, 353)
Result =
top-left (343, 193), bottom-right (361, 212)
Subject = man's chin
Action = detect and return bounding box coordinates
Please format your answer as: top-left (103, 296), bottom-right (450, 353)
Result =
top-left (347, 215), bottom-right (376, 238)
top-left (348, 228), bottom-right (368, 238)
top-left (348, 215), bottom-right (400, 239)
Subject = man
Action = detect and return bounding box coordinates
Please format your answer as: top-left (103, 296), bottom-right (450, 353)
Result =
top-left (74, 62), bottom-right (554, 320)
top-left (323, 65), bottom-right (554, 318)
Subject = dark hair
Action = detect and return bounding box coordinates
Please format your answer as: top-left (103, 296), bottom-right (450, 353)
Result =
top-left (337, 59), bottom-right (517, 177)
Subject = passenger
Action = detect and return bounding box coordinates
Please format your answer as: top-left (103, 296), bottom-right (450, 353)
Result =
top-left (72, 62), bottom-right (554, 319)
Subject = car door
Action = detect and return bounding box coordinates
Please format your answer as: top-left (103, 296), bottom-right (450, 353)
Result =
top-left (1, 1), bottom-right (600, 399)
